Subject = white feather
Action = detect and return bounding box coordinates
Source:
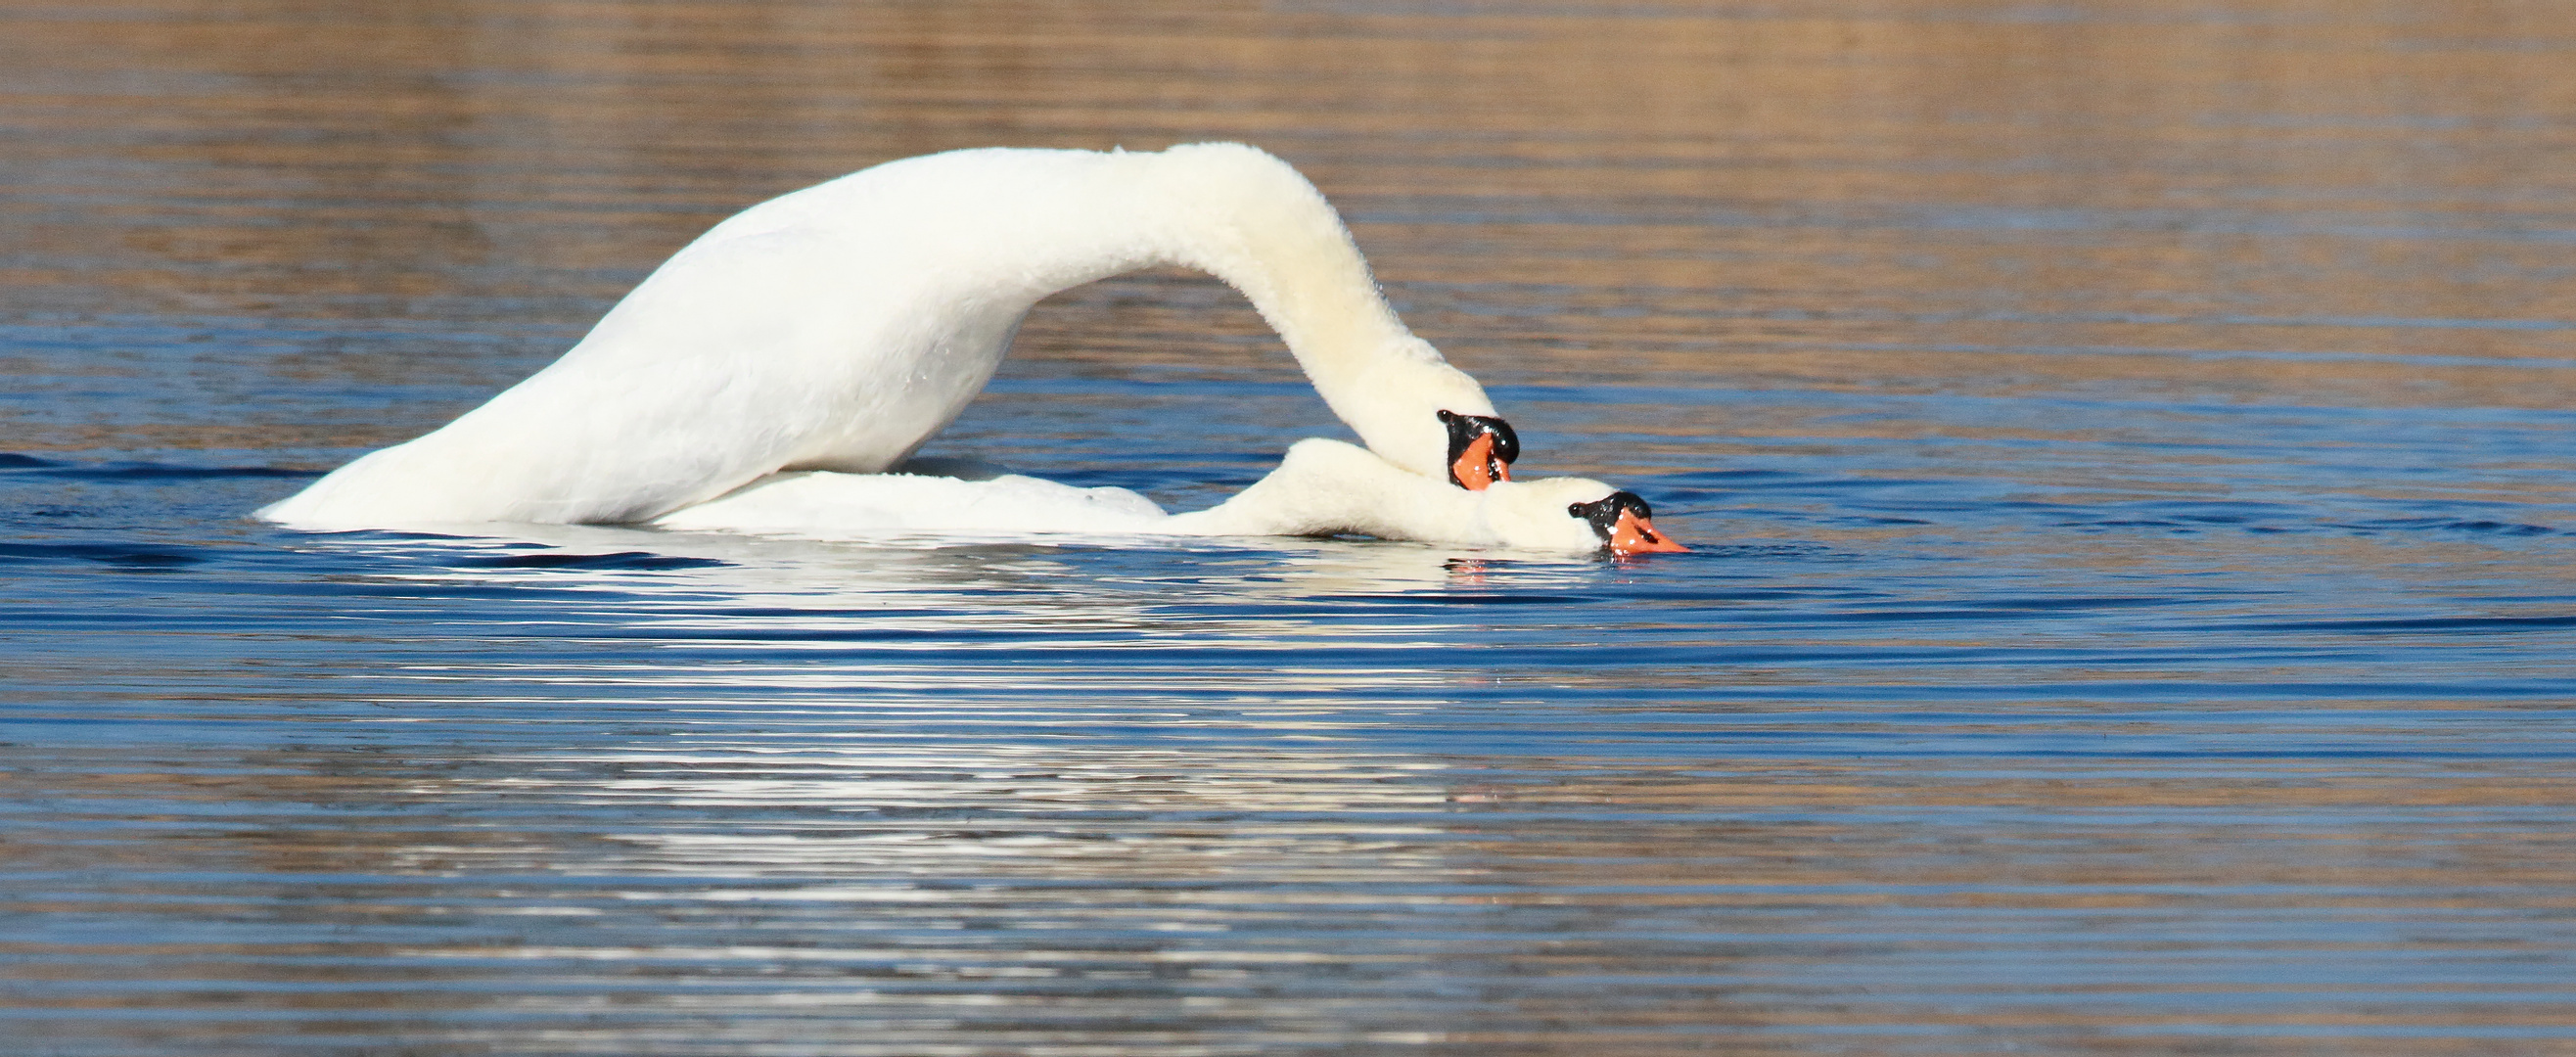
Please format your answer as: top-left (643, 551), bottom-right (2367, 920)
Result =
top-left (655, 439), bottom-right (1622, 554)
top-left (260, 144), bottom-right (1496, 530)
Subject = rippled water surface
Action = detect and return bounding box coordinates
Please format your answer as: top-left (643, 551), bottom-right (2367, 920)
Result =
top-left (7, 2), bottom-right (2576, 1054)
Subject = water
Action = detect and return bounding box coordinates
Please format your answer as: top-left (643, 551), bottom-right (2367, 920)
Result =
top-left (6, 2), bottom-right (2576, 1054)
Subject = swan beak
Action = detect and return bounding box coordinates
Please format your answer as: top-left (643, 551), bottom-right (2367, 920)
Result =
top-left (1439, 410), bottom-right (1520, 490)
top-left (1609, 510), bottom-right (1686, 555)
top-left (1451, 434), bottom-right (1511, 490)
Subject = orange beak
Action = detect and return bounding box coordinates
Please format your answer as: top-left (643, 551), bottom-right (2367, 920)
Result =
top-left (1608, 509), bottom-right (1685, 555)
top-left (1450, 434), bottom-right (1510, 490)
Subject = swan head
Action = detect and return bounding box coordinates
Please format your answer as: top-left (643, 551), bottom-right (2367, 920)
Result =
top-left (1482, 477), bottom-right (1688, 556)
top-left (1438, 409), bottom-right (1519, 490)
top-left (1334, 344), bottom-right (1521, 490)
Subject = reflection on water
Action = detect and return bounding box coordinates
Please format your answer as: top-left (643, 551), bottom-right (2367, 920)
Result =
top-left (11, 511), bottom-right (2573, 1054)
top-left (6, 0), bottom-right (2576, 1054)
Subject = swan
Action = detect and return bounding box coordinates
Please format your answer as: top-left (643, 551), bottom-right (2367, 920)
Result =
top-left (654, 438), bottom-right (1686, 556)
top-left (258, 143), bottom-right (1524, 530)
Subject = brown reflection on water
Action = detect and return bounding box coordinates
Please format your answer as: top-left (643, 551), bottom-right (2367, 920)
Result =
top-left (8, 0), bottom-right (2576, 450)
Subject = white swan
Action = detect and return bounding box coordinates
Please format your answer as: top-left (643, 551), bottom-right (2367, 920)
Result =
top-left (259, 143), bottom-right (1523, 530)
top-left (654, 438), bottom-right (1686, 556)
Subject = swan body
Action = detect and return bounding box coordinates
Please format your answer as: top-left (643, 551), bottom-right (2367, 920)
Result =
top-left (653, 470), bottom-right (1173, 537)
top-left (655, 438), bottom-right (1683, 555)
top-left (261, 144), bottom-right (1502, 529)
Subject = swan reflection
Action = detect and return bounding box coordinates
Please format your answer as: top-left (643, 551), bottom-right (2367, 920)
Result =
top-left (435, 744), bottom-right (1461, 883)
top-left (325, 513), bottom-right (1615, 601)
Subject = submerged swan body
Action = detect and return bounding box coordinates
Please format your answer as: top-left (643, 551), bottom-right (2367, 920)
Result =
top-left (656, 438), bottom-right (1685, 555)
top-left (261, 144), bottom-right (1513, 530)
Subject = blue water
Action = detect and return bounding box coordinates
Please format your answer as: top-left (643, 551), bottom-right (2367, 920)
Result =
top-left (11, 337), bottom-right (2576, 1053)
top-left (10, 2), bottom-right (2576, 1054)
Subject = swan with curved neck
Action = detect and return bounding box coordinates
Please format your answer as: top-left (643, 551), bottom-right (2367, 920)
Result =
top-left (656, 438), bottom-right (1686, 556)
top-left (259, 144), bottom-right (1521, 529)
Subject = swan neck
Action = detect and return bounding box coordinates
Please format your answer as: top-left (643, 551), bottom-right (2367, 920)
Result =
top-left (1144, 146), bottom-right (1416, 401)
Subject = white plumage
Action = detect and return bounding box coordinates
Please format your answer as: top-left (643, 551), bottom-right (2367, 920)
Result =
top-left (654, 438), bottom-right (1634, 554)
top-left (261, 144), bottom-right (1497, 529)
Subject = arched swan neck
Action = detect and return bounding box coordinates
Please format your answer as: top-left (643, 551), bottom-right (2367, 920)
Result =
top-left (859, 144), bottom-right (1485, 478)
top-left (1125, 144), bottom-right (1489, 478)
top-left (1140, 144), bottom-right (1416, 376)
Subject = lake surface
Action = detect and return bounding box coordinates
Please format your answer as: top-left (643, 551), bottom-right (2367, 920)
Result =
top-left (6, 1), bottom-right (2576, 1054)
